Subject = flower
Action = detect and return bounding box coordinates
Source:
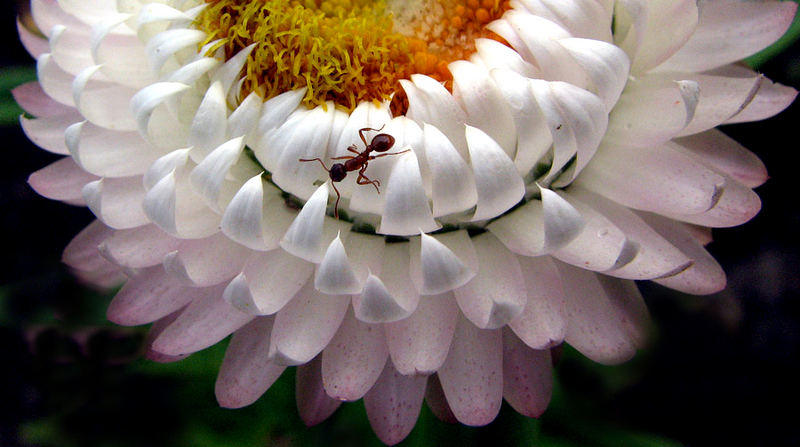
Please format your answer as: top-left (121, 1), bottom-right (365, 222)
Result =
top-left (16, 0), bottom-right (797, 444)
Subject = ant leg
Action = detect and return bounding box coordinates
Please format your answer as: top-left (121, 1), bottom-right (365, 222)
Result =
top-left (369, 148), bottom-right (410, 159)
top-left (298, 157), bottom-right (330, 172)
top-left (358, 125), bottom-right (386, 147)
top-left (331, 155), bottom-right (356, 160)
top-left (346, 144), bottom-right (360, 155)
top-left (331, 181), bottom-right (341, 219)
top-left (356, 164), bottom-right (381, 193)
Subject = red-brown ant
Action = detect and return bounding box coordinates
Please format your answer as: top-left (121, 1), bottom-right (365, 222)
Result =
top-left (299, 126), bottom-right (409, 218)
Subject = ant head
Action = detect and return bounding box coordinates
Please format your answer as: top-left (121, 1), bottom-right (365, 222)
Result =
top-left (370, 133), bottom-right (395, 152)
top-left (330, 163), bottom-right (347, 182)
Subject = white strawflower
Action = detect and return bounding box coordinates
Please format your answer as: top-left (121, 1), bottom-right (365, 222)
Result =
top-left (16, 0), bottom-right (797, 443)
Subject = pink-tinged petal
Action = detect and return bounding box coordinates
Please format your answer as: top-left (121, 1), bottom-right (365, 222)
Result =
top-left (321, 308), bottom-right (388, 401)
top-left (62, 220), bottom-right (112, 271)
top-left (163, 232), bottom-right (251, 287)
top-left (424, 374), bottom-right (458, 424)
top-left (268, 282), bottom-right (350, 366)
top-left (454, 233), bottom-right (526, 329)
top-left (49, 24), bottom-right (94, 76)
top-left (437, 314), bottom-right (503, 426)
top-left (638, 212), bottom-right (726, 295)
top-left (12, 82), bottom-right (73, 117)
top-left (72, 260), bottom-right (125, 289)
top-left (727, 75), bottom-right (798, 124)
top-left (82, 177), bottom-right (149, 229)
top-left (567, 187), bottom-right (692, 280)
top-left (17, 19), bottom-right (48, 59)
top-left (657, 0), bottom-right (798, 73)
top-left (28, 157), bottom-right (98, 205)
top-left (106, 265), bottom-right (194, 326)
top-left (666, 174), bottom-right (761, 228)
top-left (296, 355), bottom-right (342, 426)
top-left (31, 0), bottom-right (86, 39)
top-left (66, 121), bottom-right (165, 178)
top-left (151, 285), bottom-right (254, 356)
top-left (144, 310), bottom-right (189, 363)
top-left (216, 317), bottom-right (287, 408)
top-left (675, 129), bottom-right (768, 189)
top-left (224, 250), bottom-right (313, 316)
top-left (555, 261), bottom-right (639, 365)
top-left (385, 293), bottom-right (459, 376)
top-left (502, 328), bottom-right (552, 418)
top-left (364, 362), bottom-right (428, 446)
top-left (97, 224), bottom-right (179, 269)
top-left (21, 112), bottom-right (83, 155)
top-left (508, 256), bottom-right (566, 350)
top-left (91, 18), bottom-right (156, 89)
top-left (595, 275), bottom-right (651, 349)
top-left (576, 141), bottom-right (725, 217)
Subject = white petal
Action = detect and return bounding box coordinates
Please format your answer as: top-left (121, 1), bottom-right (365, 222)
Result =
top-left (315, 233), bottom-right (361, 295)
top-left (354, 243), bottom-right (419, 323)
top-left (130, 82), bottom-right (191, 141)
top-left (72, 65), bottom-right (138, 130)
top-left (211, 44), bottom-right (257, 99)
top-left (403, 74), bottom-right (468, 156)
top-left (37, 53), bottom-right (76, 107)
top-left (378, 151), bottom-right (440, 236)
top-left (222, 175), bottom-right (296, 251)
top-left (515, 0), bottom-right (613, 41)
top-left (529, 80), bottom-right (608, 187)
top-left (18, 19), bottom-right (49, 59)
top-left (657, 0), bottom-right (797, 73)
top-left (466, 125), bottom-right (525, 221)
top-left (145, 28), bottom-right (206, 73)
top-left (454, 233), bottom-right (526, 329)
top-left (488, 69), bottom-right (552, 176)
top-left (422, 123), bottom-right (477, 217)
top-left (21, 112), bottom-right (83, 155)
top-left (91, 15), bottom-right (155, 88)
top-left (557, 38), bottom-right (630, 111)
top-left (409, 231), bottom-right (477, 295)
top-left (450, 61), bottom-right (516, 157)
top-left (280, 183), bottom-right (331, 263)
top-left (189, 137), bottom-right (248, 213)
top-left (488, 185), bottom-right (583, 256)
top-left (188, 81), bottom-right (228, 160)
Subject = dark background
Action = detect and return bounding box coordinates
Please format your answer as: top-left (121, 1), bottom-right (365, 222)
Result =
top-left (1, 2), bottom-right (799, 446)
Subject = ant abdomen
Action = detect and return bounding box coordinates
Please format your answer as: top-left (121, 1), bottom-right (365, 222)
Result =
top-left (370, 134), bottom-right (395, 152)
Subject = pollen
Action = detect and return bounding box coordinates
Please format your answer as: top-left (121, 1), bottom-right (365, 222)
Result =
top-left (196, 0), bottom-right (511, 113)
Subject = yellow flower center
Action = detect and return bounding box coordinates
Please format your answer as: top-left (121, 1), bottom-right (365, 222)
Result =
top-left (196, 0), bottom-right (510, 113)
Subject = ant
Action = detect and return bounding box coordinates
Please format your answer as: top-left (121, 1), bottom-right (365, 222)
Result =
top-left (299, 126), bottom-right (409, 218)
